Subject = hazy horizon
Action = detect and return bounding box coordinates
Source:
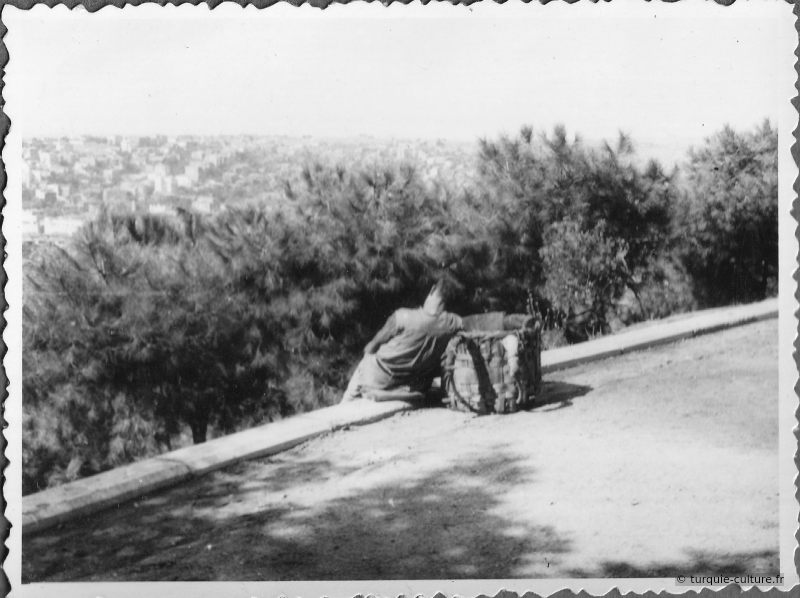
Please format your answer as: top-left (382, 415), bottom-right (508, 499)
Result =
top-left (22, 128), bottom-right (743, 170)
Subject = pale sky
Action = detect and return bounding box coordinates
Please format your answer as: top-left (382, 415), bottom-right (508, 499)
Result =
top-left (3, 1), bottom-right (795, 147)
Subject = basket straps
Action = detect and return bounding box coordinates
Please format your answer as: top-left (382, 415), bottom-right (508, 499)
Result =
top-left (442, 333), bottom-right (488, 415)
top-left (444, 369), bottom-right (486, 414)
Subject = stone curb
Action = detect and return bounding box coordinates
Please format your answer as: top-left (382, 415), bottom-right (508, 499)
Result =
top-left (21, 458), bottom-right (193, 534)
top-left (22, 400), bottom-right (413, 534)
top-left (541, 298), bottom-right (778, 373)
top-left (22, 298), bottom-right (778, 535)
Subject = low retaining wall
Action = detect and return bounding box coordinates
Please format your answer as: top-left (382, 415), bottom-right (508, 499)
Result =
top-left (541, 298), bottom-right (778, 373)
top-left (22, 298), bottom-right (778, 534)
top-left (22, 400), bottom-right (414, 534)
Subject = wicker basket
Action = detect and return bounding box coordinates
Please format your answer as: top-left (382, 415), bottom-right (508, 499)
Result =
top-left (442, 319), bottom-right (542, 414)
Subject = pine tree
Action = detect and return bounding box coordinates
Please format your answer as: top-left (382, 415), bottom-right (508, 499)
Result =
top-left (680, 120), bottom-right (778, 305)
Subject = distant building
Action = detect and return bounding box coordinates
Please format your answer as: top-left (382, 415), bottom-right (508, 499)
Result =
top-left (44, 183), bottom-right (65, 203)
top-left (153, 176), bottom-right (174, 195)
top-left (49, 163), bottom-right (67, 176)
top-left (192, 195), bottom-right (214, 214)
top-left (41, 216), bottom-right (84, 237)
top-left (148, 203), bottom-right (177, 216)
top-left (22, 211), bottom-right (41, 237)
top-left (102, 188), bottom-right (136, 211)
top-left (70, 192), bottom-right (89, 207)
top-left (120, 179), bottom-right (150, 200)
top-left (20, 162), bottom-right (31, 187)
top-left (78, 156), bottom-right (97, 169)
top-left (185, 163), bottom-right (201, 183)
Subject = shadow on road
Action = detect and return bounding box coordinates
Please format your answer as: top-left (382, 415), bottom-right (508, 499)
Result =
top-left (530, 380), bottom-right (592, 412)
top-left (23, 452), bottom-right (571, 581)
top-left (566, 548), bottom-right (779, 577)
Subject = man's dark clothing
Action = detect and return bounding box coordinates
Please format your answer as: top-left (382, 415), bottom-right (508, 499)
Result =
top-left (342, 307), bottom-right (463, 401)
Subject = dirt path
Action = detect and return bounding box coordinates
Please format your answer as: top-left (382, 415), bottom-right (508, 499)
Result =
top-left (23, 319), bottom-right (778, 581)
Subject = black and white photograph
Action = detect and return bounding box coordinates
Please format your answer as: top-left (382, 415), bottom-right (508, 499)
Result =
top-left (3, 2), bottom-right (798, 596)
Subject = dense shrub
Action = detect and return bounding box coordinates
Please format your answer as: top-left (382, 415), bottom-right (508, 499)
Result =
top-left (540, 219), bottom-right (631, 340)
top-left (23, 210), bottom-right (289, 492)
top-left (475, 126), bottom-right (681, 338)
top-left (679, 120), bottom-right (778, 306)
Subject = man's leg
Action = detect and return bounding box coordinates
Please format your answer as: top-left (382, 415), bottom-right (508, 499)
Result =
top-left (341, 353), bottom-right (396, 402)
top-left (341, 356), bottom-right (368, 402)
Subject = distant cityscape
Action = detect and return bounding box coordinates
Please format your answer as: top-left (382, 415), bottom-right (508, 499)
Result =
top-left (21, 134), bottom-right (478, 241)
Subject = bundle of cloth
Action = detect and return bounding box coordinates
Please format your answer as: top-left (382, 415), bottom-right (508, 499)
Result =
top-left (442, 312), bottom-right (542, 414)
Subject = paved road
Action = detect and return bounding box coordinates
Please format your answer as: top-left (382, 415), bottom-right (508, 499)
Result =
top-left (23, 319), bottom-right (779, 581)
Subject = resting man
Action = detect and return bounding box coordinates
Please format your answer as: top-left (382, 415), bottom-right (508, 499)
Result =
top-left (341, 280), bottom-right (463, 402)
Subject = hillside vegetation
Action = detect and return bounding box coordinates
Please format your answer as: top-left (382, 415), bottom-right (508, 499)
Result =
top-left (22, 121), bottom-right (778, 494)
